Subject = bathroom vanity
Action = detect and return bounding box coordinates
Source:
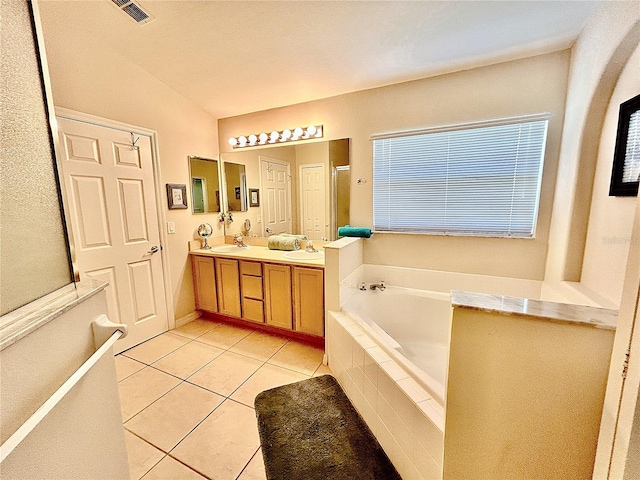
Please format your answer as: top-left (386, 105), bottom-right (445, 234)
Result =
top-left (190, 246), bottom-right (325, 341)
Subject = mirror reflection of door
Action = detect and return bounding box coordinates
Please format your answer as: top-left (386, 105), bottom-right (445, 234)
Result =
top-left (300, 164), bottom-right (327, 240)
top-left (261, 158), bottom-right (291, 235)
top-left (192, 177), bottom-right (207, 213)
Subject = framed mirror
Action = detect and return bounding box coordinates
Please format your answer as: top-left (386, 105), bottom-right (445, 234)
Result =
top-left (189, 156), bottom-right (221, 213)
top-left (220, 138), bottom-right (350, 240)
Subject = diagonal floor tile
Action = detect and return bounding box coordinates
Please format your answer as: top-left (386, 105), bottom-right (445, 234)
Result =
top-left (141, 455), bottom-right (207, 479)
top-left (188, 350), bottom-right (263, 397)
top-left (267, 341), bottom-right (325, 375)
top-left (124, 430), bottom-right (164, 480)
top-left (238, 449), bottom-right (267, 480)
top-left (152, 341), bottom-right (224, 379)
top-left (123, 333), bottom-right (190, 365)
top-left (171, 318), bottom-right (221, 340)
top-left (115, 354), bottom-right (146, 381)
top-left (196, 323), bottom-right (254, 349)
top-left (125, 382), bottom-right (224, 452)
top-left (230, 363), bottom-right (309, 408)
top-left (118, 367), bottom-right (181, 422)
top-left (229, 331), bottom-right (289, 361)
top-left (171, 400), bottom-right (260, 480)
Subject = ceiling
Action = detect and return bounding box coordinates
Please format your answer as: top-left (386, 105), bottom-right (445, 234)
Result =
top-left (37, 0), bottom-right (600, 120)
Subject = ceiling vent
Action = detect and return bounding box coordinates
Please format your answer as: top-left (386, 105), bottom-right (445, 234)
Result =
top-left (110, 0), bottom-right (155, 25)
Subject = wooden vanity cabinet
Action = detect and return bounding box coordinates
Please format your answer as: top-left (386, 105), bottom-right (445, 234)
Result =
top-left (192, 253), bottom-right (325, 339)
top-left (192, 255), bottom-right (217, 312)
top-left (293, 266), bottom-right (325, 337)
top-left (240, 260), bottom-right (264, 323)
top-left (215, 258), bottom-right (241, 317)
top-left (264, 264), bottom-right (293, 329)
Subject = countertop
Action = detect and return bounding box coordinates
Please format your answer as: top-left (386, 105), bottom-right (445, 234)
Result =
top-left (190, 245), bottom-right (325, 267)
top-left (0, 279), bottom-right (109, 351)
top-left (451, 290), bottom-right (617, 330)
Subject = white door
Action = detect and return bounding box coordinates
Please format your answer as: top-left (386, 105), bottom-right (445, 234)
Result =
top-left (56, 117), bottom-right (169, 352)
top-left (299, 164), bottom-right (327, 239)
top-left (260, 158), bottom-right (291, 235)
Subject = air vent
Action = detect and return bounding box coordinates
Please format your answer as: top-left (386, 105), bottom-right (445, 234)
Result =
top-left (109, 0), bottom-right (155, 25)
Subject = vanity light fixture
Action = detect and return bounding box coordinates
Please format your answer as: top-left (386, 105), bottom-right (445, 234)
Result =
top-left (228, 125), bottom-right (323, 149)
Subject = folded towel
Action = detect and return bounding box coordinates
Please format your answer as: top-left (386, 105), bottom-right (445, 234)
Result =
top-left (268, 235), bottom-right (300, 251)
top-left (338, 226), bottom-right (372, 238)
top-left (280, 233), bottom-right (308, 240)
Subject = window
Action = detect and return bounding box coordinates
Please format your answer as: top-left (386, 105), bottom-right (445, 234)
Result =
top-left (372, 116), bottom-right (548, 237)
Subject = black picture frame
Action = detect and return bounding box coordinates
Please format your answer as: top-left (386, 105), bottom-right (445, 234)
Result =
top-left (249, 188), bottom-right (260, 207)
top-left (166, 183), bottom-right (188, 209)
top-left (609, 93), bottom-right (640, 196)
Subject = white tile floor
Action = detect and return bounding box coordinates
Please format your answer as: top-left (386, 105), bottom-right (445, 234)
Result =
top-left (116, 318), bottom-right (330, 480)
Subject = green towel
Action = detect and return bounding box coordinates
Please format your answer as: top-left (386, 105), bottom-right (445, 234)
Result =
top-left (267, 235), bottom-right (300, 251)
top-left (280, 233), bottom-right (308, 240)
top-left (338, 226), bottom-right (372, 238)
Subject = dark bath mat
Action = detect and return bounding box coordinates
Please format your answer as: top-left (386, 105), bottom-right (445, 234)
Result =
top-left (254, 375), bottom-right (402, 480)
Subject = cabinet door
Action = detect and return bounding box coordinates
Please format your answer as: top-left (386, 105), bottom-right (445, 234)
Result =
top-left (215, 258), bottom-right (241, 317)
top-left (192, 256), bottom-right (217, 312)
top-left (264, 264), bottom-right (292, 329)
top-left (293, 267), bottom-right (324, 337)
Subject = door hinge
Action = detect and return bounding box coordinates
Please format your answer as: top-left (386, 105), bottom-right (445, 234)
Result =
top-left (622, 347), bottom-right (631, 379)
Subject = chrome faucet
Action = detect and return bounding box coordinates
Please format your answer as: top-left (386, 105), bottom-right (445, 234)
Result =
top-left (233, 235), bottom-right (248, 248)
top-left (370, 281), bottom-right (386, 291)
top-left (305, 240), bottom-right (318, 253)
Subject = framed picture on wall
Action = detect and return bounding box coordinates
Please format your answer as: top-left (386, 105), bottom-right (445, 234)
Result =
top-left (609, 93), bottom-right (640, 196)
top-left (166, 183), bottom-right (188, 209)
top-left (249, 188), bottom-right (260, 207)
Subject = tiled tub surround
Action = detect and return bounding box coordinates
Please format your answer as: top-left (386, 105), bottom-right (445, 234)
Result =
top-left (326, 311), bottom-right (444, 480)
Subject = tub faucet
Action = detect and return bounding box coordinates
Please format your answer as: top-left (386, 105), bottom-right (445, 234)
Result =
top-left (233, 235), bottom-right (248, 248)
top-left (370, 281), bottom-right (385, 291)
top-left (359, 282), bottom-right (367, 291)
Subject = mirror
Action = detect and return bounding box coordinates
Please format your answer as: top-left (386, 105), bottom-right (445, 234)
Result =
top-left (189, 156), bottom-right (221, 213)
top-left (220, 138), bottom-right (350, 241)
top-left (223, 162), bottom-right (248, 212)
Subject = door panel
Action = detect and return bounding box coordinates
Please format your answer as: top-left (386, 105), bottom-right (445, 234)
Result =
top-left (57, 117), bottom-right (168, 352)
top-left (261, 158), bottom-right (291, 235)
top-left (300, 164), bottom-right (326, 239)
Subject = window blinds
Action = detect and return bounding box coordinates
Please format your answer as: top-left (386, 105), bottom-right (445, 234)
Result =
top-left (373, 118), bottom-right (548, 237)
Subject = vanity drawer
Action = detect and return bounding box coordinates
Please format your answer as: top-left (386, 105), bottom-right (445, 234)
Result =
top-left (242, 298), bottom-right (264, 323)
top-left (240, 261), bottom-right (262, 277)
top-left (242, 275), bottom-right (263, 300)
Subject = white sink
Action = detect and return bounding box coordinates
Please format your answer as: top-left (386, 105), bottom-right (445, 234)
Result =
top-left (211, 245), bottom-right (250, 253)
top-left (283, 250), bottom-right (324, 260)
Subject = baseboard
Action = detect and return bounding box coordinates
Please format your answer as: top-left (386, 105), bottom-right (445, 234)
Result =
top-left (174, 311), bottom-right (201, 329)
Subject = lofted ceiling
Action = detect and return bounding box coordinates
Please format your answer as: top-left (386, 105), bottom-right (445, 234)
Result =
top-left (37, 0), bottom-right (600, 120)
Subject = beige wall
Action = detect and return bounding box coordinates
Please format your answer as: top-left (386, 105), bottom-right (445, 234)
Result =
top-left (581, 43), bottom-right (640, 307)
top-left (219, 51), bottom-right (571, 280)
top-left (544, 3), bottom-right (640, 285)
top-left (38, 7), bottom-right (220, 322)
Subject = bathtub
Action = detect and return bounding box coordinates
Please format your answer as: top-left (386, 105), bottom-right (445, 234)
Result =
top-left (341, 286), bottom-right (451, 407)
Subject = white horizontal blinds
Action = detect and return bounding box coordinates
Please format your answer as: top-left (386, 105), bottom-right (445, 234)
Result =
top-left (373, 119), bottom-right (548, 237)
top-left (622, 110), bottom-right (640, 183)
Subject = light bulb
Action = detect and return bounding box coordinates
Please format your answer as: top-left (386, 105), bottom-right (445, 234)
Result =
top-left (249, 134), bottom-right (257, 145)
top-left (315, 126), bottom-right (323, 137)
top-left (282, 129), bottom-right (291, 140)
top-left (238, 136), bottom-right (247, 146)
top-left (270, 131), bottom-right (279, 142)
top-left (228, 137), bottom-right (238, 146)
top-left (293, 127), bottom-right (303, 137)
top-left (307, 125), bottom-right (317, 136)
top-left (259, 132), bottom-right (268, 144)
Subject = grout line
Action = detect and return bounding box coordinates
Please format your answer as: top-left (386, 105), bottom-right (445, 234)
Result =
top-left (234, 446), bottom-right (262, 480)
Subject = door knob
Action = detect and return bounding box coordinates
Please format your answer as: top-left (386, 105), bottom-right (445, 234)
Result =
top-left (148, 245), bottom-right (160, 254)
